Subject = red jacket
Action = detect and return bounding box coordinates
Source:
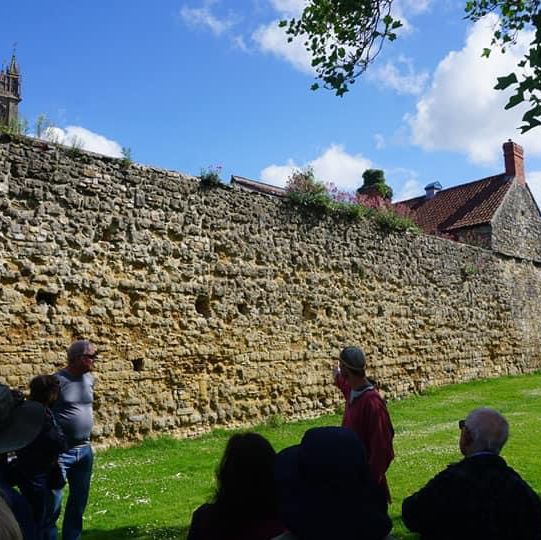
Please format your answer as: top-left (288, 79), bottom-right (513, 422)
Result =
top-left (336, 374), bottom-right (395, 501)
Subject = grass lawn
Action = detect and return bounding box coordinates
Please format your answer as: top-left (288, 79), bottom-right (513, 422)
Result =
top-left (81, 372), bottom-right (541, 539)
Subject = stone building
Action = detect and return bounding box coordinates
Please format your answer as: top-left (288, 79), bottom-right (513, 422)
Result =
top-left (399, 141), bottom-right (541, 262)
top-left (0, 53), bottom-right (21, 127)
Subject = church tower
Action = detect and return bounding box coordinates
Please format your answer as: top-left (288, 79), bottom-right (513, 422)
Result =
top-left (0, 52), bottom-right (22, 127)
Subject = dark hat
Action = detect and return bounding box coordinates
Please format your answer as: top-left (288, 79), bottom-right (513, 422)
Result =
top-left (274, 427), bottom-right (391, 540)
top-left (0, 384), bottom-right (45, 454)
top-left (340, 346), bottom-right (366, 372)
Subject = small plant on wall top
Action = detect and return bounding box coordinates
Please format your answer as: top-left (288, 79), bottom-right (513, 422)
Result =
top-left (120, 146), bottom-right (133, 169)
top-left (199, 165), bottom-right (223, 188)
top-left (285, 166), bottom-right (331, 211)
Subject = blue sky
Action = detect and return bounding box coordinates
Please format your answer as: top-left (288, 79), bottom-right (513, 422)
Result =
top-left (2, 0), bottom-right (541, 203)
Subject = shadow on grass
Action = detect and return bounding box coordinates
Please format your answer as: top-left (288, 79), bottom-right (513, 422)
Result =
top-left (84, 525), bottom-right (189, 540)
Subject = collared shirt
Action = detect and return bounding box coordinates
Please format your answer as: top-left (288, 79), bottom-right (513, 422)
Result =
top-left (349, 384), bottom-right (374, 404)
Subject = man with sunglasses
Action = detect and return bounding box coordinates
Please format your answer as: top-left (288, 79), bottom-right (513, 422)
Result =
top-left (402, 407), bottom-right (541, 539)
top-left (45, 339), bottom-right (98, 540)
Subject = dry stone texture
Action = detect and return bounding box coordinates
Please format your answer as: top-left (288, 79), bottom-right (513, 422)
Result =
top-left (1, 134), bottom-right (540, 445)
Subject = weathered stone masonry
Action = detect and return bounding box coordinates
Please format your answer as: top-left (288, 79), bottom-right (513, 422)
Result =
top-left (1, 134), bottom-right (540, 444)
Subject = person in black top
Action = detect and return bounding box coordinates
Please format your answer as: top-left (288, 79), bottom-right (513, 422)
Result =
top-left (402, 407), bottom-right (541, 540)
top-left (273, 426), bottom-right (392, 540)
top-left (187, 432), bottom-right (284, 540)
top-left (15, 376), bottom-right (66, 539)
top-left (0, 383), bottom-right (45, 540)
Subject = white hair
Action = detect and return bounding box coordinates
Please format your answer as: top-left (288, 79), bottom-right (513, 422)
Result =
top-left (465, 407), bottom-right (509, 454)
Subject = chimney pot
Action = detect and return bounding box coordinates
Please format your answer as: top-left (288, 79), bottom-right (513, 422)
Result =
top-left (424, 181), bottom-right (442, 200)
top-left (503, 140), bottom-right (525, 185)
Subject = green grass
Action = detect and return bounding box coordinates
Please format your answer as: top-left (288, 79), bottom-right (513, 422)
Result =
top-left (81, 373), bottom-right (541, 539)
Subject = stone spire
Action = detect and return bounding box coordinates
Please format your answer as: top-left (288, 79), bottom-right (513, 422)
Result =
top-left (0, 48), bottom-right (22, 127)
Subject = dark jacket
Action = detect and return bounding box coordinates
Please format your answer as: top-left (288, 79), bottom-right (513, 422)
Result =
top-left (16, 407), bottom-right (66, 476)
top-left (402, 453), bottom-right (541, 540)
top-left (187, 502), bottom-right (284, 540)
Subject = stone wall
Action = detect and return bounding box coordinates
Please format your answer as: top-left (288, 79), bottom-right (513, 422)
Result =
top-left (1, 134), bottom-right (541, 445)
top-left (492, 181), bottom-right (541, 263)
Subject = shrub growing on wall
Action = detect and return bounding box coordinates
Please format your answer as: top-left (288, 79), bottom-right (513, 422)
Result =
top-left (199, 165), bottom-right (223, 188)
top-left (285, 168), bottom-right (419, 233)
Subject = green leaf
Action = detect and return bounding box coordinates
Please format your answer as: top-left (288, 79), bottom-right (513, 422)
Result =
top-left (505, 92), bottom-right (524, 110)
top-left (494, 72), bottom-right (518, 90)
top-left (481, 48), bottom-right (492, 58)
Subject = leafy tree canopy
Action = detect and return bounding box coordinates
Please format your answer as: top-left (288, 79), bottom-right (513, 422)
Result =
top-left (281, 0), bottom-right (541, 132)
top-left (279, 0), bottom-right (400, 97)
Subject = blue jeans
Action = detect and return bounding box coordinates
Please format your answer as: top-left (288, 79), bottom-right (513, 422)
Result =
top-left (44, 444), bottom-right (93, 540)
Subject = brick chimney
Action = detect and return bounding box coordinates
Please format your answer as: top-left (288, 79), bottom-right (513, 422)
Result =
top-left (503, 140), bottom-right (525, 185)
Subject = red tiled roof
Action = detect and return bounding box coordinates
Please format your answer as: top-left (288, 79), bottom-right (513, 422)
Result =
top-left (398, 174), bottom-right (512, 233)
top-left (230, 175), bottom-right (286, 197)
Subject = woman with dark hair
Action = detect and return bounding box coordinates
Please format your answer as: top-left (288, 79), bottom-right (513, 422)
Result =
top-left (187, 432), bottom-right (284, 540)
top-left (14, 375), bottom-right (66, 539)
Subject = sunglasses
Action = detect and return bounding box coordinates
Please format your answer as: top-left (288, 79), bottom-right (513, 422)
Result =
top-left (81, 352), bottom-right (98, 360)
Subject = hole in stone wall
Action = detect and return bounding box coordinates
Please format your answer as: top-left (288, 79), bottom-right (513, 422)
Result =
top-left (195, 295), bottom-right (211, 318)
top-left (131, 358), bottom-right (144, 372)
top-left (302, 302), bottom-right (317, 321)
top-left (237, 303), bottom-right (249, 316)
top-left (36, 289), bottom-right (58, 306)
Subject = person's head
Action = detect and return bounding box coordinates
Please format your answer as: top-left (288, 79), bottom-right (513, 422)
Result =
top-left (339, 346), bottom-right (367, 381)
top-left (459, 407), bottom-right (509, 456)
top-left (213, 432), bottom-right (277, 528)
top-left (0, 384), bottom-right (44, 454)
top-left (66, 340), bottom-right (98, 375)
top-left (274, 427), bottom-right (391, 540)
top-left (0, 496), bottom-right (22, 540)
top-left (29, 375), bottom-right (60, 407)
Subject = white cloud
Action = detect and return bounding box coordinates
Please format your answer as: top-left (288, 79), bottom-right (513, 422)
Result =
top-left (369, 56), bottom-right (429, 95)
top-left (260, 144), bottom-right (372, 191)
top-left (374, 133), bottom-right (386, 150)
top-left (528, 171), bottom-right (541, 207)
top-left (180, 4), bottom-right (235, 35)
top-left (269, 0), bottom-right (305, 17)
top-left (232, 35), bottom-right (249, 52)
top-left (395, 178), bottom-right (423, 201)
top-left (260, 159), bottom-right (298, 187)
top-left (396, 0), bottom-right (432, 15)
top-left (385, 167), bottom-right (425, 201)
top-left (407, 14), bottom-right (541, 165)
top-left (252, 20), bottom-right (312, 73)
top-left (392, 0), bottom-right (432, 34)
top-left (43, 126), bottom-right (123, 158)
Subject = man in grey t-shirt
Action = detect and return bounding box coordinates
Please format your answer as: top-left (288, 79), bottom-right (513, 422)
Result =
top-left (45, 339), bottom-right (97, 540)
